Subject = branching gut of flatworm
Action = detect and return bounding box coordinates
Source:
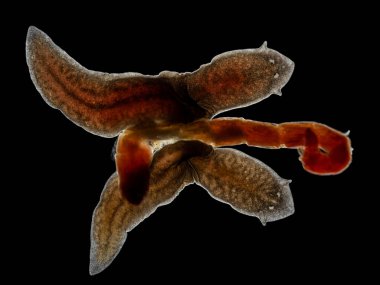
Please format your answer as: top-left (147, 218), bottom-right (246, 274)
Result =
top-left (26, 26), bottom-right (352, 275)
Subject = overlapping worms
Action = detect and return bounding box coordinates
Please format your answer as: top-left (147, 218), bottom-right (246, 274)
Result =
top-left (26, 26), bottom-right (351, 275)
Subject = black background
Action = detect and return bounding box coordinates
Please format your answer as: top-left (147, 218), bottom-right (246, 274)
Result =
top-left (6, 3), bottom-right (370, 283)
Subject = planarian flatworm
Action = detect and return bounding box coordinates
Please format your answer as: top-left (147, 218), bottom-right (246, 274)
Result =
top-left (26, 26), bottom-right (352, 275)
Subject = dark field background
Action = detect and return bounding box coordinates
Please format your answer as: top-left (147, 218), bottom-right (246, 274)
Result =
top-left (5, 3), bottom-right (370, 283)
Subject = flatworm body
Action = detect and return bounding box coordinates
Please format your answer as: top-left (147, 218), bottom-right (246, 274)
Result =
top-left (26, 26), bottom-right (352, 275)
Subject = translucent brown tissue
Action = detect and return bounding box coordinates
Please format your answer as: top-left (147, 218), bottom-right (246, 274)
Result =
top-left (26, 26), bottom-right (352, 275)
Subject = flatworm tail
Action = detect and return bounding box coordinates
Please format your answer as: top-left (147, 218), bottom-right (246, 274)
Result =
top-left (91, 139), bottom-right (295, 273)
top-left (26, 26), bottom-right (199, 137)
top-left (90, 141), bottom-right (211, 274)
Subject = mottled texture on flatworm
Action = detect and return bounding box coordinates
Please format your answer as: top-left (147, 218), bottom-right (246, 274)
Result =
top-left (90, 141), bottom-right (293, 274)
